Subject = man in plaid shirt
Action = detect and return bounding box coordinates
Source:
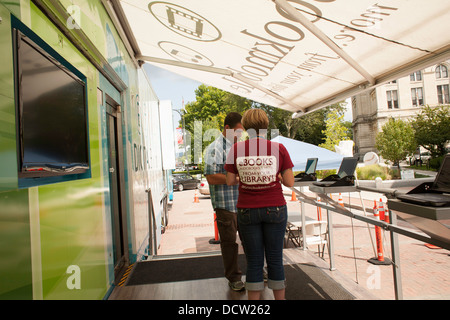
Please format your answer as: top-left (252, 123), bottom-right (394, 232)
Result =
top-left (204, 112), bottom-right (245, 292)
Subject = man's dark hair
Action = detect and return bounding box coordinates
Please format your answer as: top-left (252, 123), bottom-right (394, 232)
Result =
top-left (224, 112), bottom-right (242, 129)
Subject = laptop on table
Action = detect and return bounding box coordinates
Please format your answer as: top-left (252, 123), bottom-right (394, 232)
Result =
top-left (313, 157), bottom-right (358, 187)
top-left (294, 158), bottom-right (318, 182)
top-left (397, 155), bottom-right (450, 207)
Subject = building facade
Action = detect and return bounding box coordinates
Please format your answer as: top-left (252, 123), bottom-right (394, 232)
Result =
top-left (352, 60), bottom-right (450, 159)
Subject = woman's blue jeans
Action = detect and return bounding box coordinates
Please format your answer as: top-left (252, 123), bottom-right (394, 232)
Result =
top-left (237, 205), bottom-right (287, 291)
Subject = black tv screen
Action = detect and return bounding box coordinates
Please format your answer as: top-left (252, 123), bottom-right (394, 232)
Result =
top-left (14, 29), bottom-right (89, 178)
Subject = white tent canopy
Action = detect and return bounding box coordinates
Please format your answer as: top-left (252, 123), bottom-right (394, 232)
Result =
top-left (272, 136), bottom-right (343, 171)
top-left (109, 0), bottom-right (450, 116)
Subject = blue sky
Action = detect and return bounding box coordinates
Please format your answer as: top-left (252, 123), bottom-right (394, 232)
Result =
top-left (144, 64), bottom-right (201, 128)
top-left (143, 63), bottom-right (352, 127)
top-left (144, 64), bottom-right (201, 108)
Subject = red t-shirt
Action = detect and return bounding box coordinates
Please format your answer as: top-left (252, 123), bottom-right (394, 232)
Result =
top-left (224, 138), bottom-right (294, 209)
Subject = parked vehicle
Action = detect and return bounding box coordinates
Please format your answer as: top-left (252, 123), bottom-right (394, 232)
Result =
top-left (408, 148), bottom-right (432, 166)
top-left (199, 180), bottom-right (210, 195)
top-left (173, 174), bottom-right (200, 191)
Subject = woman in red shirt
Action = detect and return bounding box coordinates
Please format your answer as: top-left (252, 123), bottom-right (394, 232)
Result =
top-left (225, 109), bottom-right (294, 300)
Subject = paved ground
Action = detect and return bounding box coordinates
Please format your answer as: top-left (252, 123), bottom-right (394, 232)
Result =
top-left (159, 185), bottom-right (449, 300)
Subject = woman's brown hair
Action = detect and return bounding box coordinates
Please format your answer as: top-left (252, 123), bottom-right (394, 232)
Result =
top-left (242, 109), bottom-right (269, 134)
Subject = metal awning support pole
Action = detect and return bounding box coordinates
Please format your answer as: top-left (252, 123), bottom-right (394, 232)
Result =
top-left (137, 55), bottom-right (232, 75)
top-left (325, 199), bottom-right (336, 271)
top-left (300, 187), bottom-right (307, 251)
top-left (317, 193), bottom-right (338, 271)
top-left (273, 0), bottom-right (376, 87)
top-left (389, 209), bottom-right (403, 300)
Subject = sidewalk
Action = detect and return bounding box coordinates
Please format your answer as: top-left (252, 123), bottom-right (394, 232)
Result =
top-left (159, 187), bottom-right (449, 300)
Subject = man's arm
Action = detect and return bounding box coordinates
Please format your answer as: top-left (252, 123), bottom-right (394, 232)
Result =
top-left (204, 146), bottom-right (227, 185)
top-left (226, 172), bottom-right (239, 186)
top-left (205, 173), bottom-right (227, 185)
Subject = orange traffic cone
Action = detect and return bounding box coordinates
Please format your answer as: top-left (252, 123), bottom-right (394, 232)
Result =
top-left (378, 198), bottom-right (385, 221)
top-left (316, 197), bottom-right (322, 221)
top-left (384, 201), bottom-right (390, 224)
top-left (368, 200), bottom-right (391, 265)
top-left (425, 243), bottom-right (441, 249)
top-left (290, 190), bottom-right (297, 201)
top-left (338, 193), bottom-right (344, 207)
top-left (193, 190), bottom-right (199, 203)
top-left (209, 212), bottom-right (220, 244)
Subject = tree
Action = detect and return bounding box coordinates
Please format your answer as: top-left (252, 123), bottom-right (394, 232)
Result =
top-left (256, 104), bottom-right (298, 138)
top-left (319, 104), bottom-right (352, 151)
top-left (375, 118), bottom-right (417, 170)
top-left (182, 85), bottom-right (227, 132)
top-left (181, 85), bottom-right (254, 164)
top-left (182, 84), bottom-right (254, 133)
top-left (182, 85), bottom-right (352, 154)
top-left (295, 109), bottom-right (327, 145)
top-left (411, 105), bottom-right (450, 158)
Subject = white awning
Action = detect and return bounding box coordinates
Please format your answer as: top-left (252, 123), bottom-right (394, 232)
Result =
top-left (112, 0), bottom-right (450, 117)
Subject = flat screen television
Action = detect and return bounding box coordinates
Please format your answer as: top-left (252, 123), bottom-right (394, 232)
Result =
top-left (13, 28), bottom-right (89, 179)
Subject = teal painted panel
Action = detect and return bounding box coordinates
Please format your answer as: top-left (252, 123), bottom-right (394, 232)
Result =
top-left (0, 189), bottom-right (32, 300)
top-left (0, 4), bottom-right (19, 191)
top-left (0, 4), bottom-right (15, 99)
top-left (0, 95), bottom-right (18, 191)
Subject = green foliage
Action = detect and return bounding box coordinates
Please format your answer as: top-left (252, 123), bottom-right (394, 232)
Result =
top-left (182, 85), bottom-right (352, 149)
top-left (173, 170), bottom-right (203, 176)
top-left (295, 109), bottom-right (328, 145)
top-left (356, 164), bottom-right (388, 180)
top-left (429, 155), bottom-right (445, 170)
top-left (316, 169), bottom-right (336, 179)
top-left (388, 168), bottom-right (401, 180)
top-left (294, 169), bottom-right (337, 179)
top-left (183, 85), bottom-right (226, 132)
top-left (356, 165), bottom-right (403, 180)
top-left (411, 105), bottom-right (450, 157)
top-left (319, 106), bottom-right (352, 151)
top-left (182, 85), bottom-right (253, 163)
top-left (375, 118), bottom-right (417, 169)
top-left (183, 84), bottom-right (253, 133)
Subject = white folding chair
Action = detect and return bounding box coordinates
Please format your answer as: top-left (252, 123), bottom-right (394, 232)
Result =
top-left (285, 221), bottom-right (302, 247)
top-left (302, 221), bottom-right (328, 258)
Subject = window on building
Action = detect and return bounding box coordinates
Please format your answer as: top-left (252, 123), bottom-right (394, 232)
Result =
top-left (387, 90), bottom-right (399, 109)
top-left (435, 65), bottom-right (449, 79)
top-left (410, 71), bottom-right (422, 81)
top-left (437, 85), bottom-right (449, 104)
top-left (411, 88), bottom-right (424, 107)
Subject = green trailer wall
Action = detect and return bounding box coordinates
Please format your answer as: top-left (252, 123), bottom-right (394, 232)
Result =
top-left (0, 0), bottom-right (162, 299)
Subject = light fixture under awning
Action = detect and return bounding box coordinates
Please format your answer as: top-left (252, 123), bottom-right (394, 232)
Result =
top-left (114, 0), bottom-right (450, 116)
